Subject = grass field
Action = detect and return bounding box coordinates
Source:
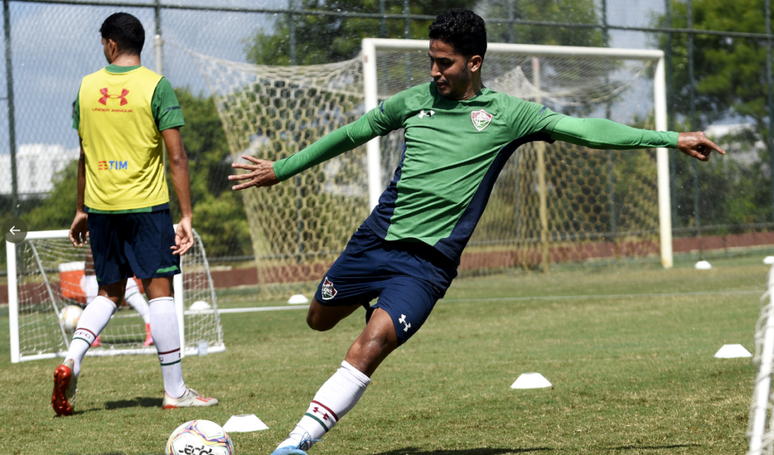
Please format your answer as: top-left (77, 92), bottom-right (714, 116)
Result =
top-left (0, 253), bottom-right (767, 454)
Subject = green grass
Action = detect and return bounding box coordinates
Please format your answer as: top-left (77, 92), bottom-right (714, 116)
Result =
top-left (0, 255), bottom-right (766, 454)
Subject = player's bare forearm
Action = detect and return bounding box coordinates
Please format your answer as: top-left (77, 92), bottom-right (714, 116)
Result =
top-left (69, 142), bottom-right (88, 248)
top-left (229, 155), bottom-right (280, 191)
top-left (162, 128), bottom-right (194, 256)
top-left (162, 128), bottom-right (193, 219)
top-left (676, 132), bottom-right (726, 161)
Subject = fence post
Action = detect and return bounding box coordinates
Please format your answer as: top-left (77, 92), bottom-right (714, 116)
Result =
top-left (3, 0), bottom-right (17, 218)
top-left (687, 0), bottom-right (702, 252)
top-left (766, 0), bottom-right (774, 223)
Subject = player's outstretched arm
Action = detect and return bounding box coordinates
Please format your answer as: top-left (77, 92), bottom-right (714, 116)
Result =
top-left (69, 141), bottom-right (88, 248)
top-left (229, 155), bottom-right (280, 191)
top-left (162, 127), bottom-right (194, 256)
top-left (676, 131), bottom-right (726, 162)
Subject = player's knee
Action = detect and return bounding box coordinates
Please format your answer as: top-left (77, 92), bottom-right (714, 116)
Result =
top-left (306, 310), bottom-right (336, 332)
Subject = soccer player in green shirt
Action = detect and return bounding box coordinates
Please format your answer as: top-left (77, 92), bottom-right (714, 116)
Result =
top-left (230, 9), bottom-right (724, 454)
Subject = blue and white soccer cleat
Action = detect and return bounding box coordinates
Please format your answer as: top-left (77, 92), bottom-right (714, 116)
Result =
top-left (270, 432), bottom-right (315, 455)
top-left (269, 447), bottom-right (308, 455)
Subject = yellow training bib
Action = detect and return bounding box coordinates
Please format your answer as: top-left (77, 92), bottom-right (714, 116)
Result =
top-left (78, 66), bottom-right (169, 211)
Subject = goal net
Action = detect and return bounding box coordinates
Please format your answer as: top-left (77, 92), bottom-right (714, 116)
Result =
top-left (7, 229), bottom-right (225, 363)
top-left (749, 265), bottom-right (774, 455)
top-left (187, 39), bottom-right (669, 300)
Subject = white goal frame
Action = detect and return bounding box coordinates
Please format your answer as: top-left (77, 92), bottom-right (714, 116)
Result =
top-left (361, 39), bottom-right (673, 269)
top-left (7, 229), bottom-right (225, 363)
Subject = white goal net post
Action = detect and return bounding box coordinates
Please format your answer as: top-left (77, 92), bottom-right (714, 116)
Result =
top-left (6, 228), bottom-right (225, 363)
top-left (749, 265), bottom-right (774, 455)
top-left (362, 39), bottom-right (672, 269)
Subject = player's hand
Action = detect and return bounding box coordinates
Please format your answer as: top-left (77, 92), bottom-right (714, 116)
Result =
top-left (172, 216), bottom-right (194, 256)
top-left (69, 211), bottom-right (89, 248)
top-left (229, 155), bottom-right (280, 191)
top-left (676, 132), bottom-right (726, 162)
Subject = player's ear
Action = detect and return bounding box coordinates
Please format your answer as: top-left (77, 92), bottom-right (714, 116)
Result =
top-left (468, 55), bottom-right (483, 73)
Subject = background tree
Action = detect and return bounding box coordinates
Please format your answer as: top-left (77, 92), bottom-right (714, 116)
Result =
top-left (482, 0), bottom-right (605, 47)
top-left (654, 0), bottom-right (772, 228)
top-left (246, 0), bottom-right (479, 65)
top-left (171, 88), bottom-right (252, 260)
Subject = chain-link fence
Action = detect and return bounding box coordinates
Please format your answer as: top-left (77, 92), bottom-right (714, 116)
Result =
top-left (1, 0), bottom-right (773, 281)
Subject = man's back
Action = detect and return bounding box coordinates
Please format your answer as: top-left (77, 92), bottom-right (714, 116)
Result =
top-left (75, 65), bottom-right (176, 211)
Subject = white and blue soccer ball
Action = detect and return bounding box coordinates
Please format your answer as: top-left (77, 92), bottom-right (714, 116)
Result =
top-left (59, 305), bottom-right (83, 332)
top-left (166, 420), bottom-right (234, 455)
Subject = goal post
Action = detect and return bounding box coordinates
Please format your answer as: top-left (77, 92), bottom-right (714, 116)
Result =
top-left (748, 264), bottom-right (774, 455)
top-left (362, 38), bottom-right (672, 269)
top-left (6, 228), bottom-right (225, 363)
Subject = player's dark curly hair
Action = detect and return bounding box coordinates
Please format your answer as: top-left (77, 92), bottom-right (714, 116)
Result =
top-left (100, 12), bottom-right (145, 56)
top-left (428, 9), bottom-right (487, 61)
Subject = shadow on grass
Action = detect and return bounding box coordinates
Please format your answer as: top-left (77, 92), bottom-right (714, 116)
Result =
top-left (606, 444), bottom-right (702, 451)
top-left (372, 448), bottom-right (550, 455)
top-left (104, 396), bottom-right (161, 410)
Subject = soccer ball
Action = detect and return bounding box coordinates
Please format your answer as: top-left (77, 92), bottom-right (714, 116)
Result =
top-left (166, 420), bottom-right (234, 455)
top-left (59, 305), bottom-right (83, 332)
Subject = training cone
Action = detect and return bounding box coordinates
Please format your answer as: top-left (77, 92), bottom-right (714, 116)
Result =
top-left (714, 344), bottom-right (752, 358)
top-left (511, 372), bottom-right (552, 389)
top-left (695, 260), bottom-right (712, 270)
top-left (288, 294), bottom-right (309, 304)
top-left (223, 414), bottom-right (269, 433)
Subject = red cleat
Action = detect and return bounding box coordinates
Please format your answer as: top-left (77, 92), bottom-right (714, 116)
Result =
top-left (92, 335), bottom-right (101, 347)
top-left (143, 323), bottom-right (154, 347)
top-left (52, 359), bottom-right (77, 416)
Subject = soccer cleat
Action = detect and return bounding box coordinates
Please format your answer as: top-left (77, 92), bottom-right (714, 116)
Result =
top-left (52, 359), bottom-right (77, 416)
top-left (162, 388), bottom-right (219, 409)
top-left (92, 335), bottom-right (101, 347)
top-left (143, 323), bottom-right (154, 347)
top-left (270, 432), bottom-right (314, 455)
top-left (270, 448), bottom-right (308, 455)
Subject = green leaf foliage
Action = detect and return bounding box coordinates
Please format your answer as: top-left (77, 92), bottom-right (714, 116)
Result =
top-left (246, 0), bottom-right (480, 65)
top-left (172, 88), bottom-right (252, 260)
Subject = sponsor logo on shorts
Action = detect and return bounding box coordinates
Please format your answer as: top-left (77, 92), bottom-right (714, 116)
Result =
top-left (471, 108), bottom-right (493, 131)
top-left (321, 276), bottom-right (338, 300)
top-left (398, 314), bottom-right (412, 332)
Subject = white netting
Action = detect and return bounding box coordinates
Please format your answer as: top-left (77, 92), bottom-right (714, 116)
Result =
top-left (748, 265), bottom-right (774, 455)
top-left (188, 41), bottom-right (661, 299)
top-left (10, 230), bottom-right (223, 361)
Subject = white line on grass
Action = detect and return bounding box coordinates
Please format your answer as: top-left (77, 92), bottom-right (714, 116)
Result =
top-left (214, 290), bottom-right (762, 314)
top-left (443, 289), bottom-right (762, 303)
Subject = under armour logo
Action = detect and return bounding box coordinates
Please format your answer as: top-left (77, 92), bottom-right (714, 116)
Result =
top-left (99, 88), bottom-right (129, 106)
top-left (313, 407), bottom-right (329, 420)
top-left (418, 109), bottom-right (435, 119)
top-left (398, 314), bottom-right (411, 332)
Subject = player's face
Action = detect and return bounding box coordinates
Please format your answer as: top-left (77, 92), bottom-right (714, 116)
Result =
top-left (428, 39), bottom-right (478, 100)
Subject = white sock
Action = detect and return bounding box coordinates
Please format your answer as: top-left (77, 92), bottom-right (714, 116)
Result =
top-left (278, 361), bottom-right (371, 451)
top-left (82, 275), bottom-right (99, 304)
top-left (124, 278), bottom-right (151, 325)
top-left (65, 295), bottom-right (116, 377)
top-left (149, 297), bottom-right (186, 399)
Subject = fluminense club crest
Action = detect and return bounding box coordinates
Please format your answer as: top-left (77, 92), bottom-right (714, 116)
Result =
top-left (470, 109), bottom-right (493, 131)
top-left (321, 276), bottom-right (338, 300)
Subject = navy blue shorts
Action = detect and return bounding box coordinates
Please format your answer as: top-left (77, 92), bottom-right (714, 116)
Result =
top-left (314, 223), bottom-right (458, 346)
top-left (87, 209), bottom-right (180, 286)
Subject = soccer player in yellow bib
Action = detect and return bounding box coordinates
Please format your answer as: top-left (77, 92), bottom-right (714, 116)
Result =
top-left (52, 12), bottom-right (218, 416)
